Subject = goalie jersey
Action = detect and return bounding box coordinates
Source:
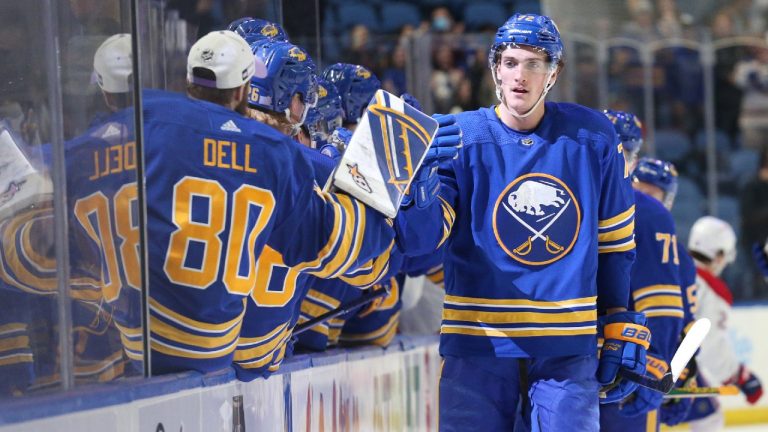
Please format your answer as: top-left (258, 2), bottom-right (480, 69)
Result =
top-left (142, 90), bottom-right (394, 375)
top-left (397, 102), bottom-right (636, 358)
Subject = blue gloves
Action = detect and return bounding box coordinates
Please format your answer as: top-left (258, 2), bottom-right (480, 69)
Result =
top-left (597, 311), bottom-right (651, 404)
top-left (326, 127), bottom-right (352, 154)
top-left (400, 93), bottom-right (422, 111)
top-left (752, 242), bottom-right (768, 278)
top-left (617, 353), bottom-right (666, 417)
top-left (401, 113), bottom-right (462, 209)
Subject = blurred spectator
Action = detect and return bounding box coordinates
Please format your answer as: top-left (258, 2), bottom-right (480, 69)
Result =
top-left (381, 44), bottom-right (408, 95)
top-left (622, 0), bottom-right (661, 41)
top-left (656, 0), bottom-right (683, 38)
top-left (343, 24), bottom-right (377, 71)
top-left (739, 147), bottom-right (768, 297)
top-left (713, 11), bottom-right (747, 145)
top-left (167, 0), bottom-right (227, 39)
top-left (430, 7), bottom-right (458, 34)
top-left (430, 44), bottom-right (464, 113)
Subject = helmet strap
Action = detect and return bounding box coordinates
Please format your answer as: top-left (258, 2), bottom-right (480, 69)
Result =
top-left (494, 66), bottom-right (557, 119)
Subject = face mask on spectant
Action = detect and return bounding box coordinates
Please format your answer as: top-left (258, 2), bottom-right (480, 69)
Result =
top-left (433, 16), bottom-right (450, 31)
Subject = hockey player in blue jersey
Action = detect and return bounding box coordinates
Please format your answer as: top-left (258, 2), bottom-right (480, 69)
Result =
top-left (600, 156), bottom-right (685, 432)
top-left (303, 77), bottom-right (344, 150)
top-left (394, 14), bottom-right (649, 431)
top-left (144, 30), bottom-right (395, 376)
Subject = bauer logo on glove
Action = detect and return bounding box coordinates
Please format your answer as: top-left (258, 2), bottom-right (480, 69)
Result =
top-left (327, 90), bottom-right (439, 218)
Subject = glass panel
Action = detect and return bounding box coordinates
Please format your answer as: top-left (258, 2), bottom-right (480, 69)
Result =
top-left (0, 0), bottom-right (144, 401)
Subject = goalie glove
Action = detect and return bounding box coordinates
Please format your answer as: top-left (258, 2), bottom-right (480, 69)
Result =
top-left (597, 311), bottom-right (651, 404)
top-left (727, 364), bottom-right (763, 404)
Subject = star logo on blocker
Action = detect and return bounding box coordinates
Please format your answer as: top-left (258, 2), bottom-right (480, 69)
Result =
top-left (493, 173), bottom-right (581, 266)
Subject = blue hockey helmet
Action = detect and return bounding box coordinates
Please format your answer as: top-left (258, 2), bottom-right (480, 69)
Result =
top-left (604, 109), bottom-right (644, 154)
top-left (633, 157), bottom-right (679, 209)
top-left (489, 14), bottom-right (564, 70)
top-left (228, 17), bottom-right (288, 43)
top-left (305, 77), bottom-right (344, 145)
top-left (249, 39), bottom-right (318, 125)
top-left (321, 63), bottom-right (381, 124)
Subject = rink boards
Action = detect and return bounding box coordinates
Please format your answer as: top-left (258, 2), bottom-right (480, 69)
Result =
top-left (0, 336), bottom-right (440, 432)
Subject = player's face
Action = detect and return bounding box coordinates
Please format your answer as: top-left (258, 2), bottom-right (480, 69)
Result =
top-left (495, 46), bottom-right (555, 113)
top-left (289, 93), bottom-right (307, 125)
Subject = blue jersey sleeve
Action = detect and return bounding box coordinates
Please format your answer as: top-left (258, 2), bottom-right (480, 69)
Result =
top-left (595, 123), bottom-right (636, 311)
top-left (294, 277), bottom-right (362, 351)
top-left (395, 153), bottom-right (459, 257)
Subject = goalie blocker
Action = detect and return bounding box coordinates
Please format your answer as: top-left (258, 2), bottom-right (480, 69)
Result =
top-left (326, 90), bottom-right (439, 218)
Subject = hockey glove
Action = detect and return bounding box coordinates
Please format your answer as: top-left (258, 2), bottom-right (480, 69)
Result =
top-left (617, 353), bottom-right (666, 417)
top-left (597, 311), bottom-right (651, 404)
top-left (319, 142), bottom-right (341, 161)
top-left (727, 364), bottom-right (763, 404)
top-left (401, 114), bottom-right (462, 210)
top-left (327, 127), bottom-right (352, 153)
top-left (400, 93), bottom-right (423, 111)
top-left (752, 242), bottom-right (768, 278)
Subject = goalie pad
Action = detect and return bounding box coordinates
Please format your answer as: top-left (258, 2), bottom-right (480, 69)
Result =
top-left (326, 90), bottom-right (439, 218)
top-left (0, 122), bottom-right (53, 221)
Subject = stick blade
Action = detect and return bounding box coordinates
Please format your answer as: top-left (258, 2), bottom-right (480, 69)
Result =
top-left (670, 318), bottom-right (711, 382)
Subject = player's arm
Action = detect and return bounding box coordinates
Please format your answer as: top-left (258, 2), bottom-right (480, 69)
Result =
top-left (596, 129), bottom-right (636, 312)
top-left (395, 114), bottom-right (462, 257)
top-left (695, 280), bottom-right (740, 384)
top-left (268, 140), bottom-right (396, 280)
top-left (339, 276), bottom-right (401, 347)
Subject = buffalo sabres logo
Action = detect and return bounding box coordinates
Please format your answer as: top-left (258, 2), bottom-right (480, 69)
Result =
top-left (493, 173), bottom-right (581, 265)
top-left (260, 23), bottom-right (279, 37)
top-left (318, 84), bottom-right (328, 99)
top-left (356, 67), bottom-right (372, 79)
top-left (346, 163), bottom-right (373, 194)
top-left (200, 49), bottom-right (214, 63)
top-left (367, 101), bottom-right (432, 194)
top-left (288, 47), bottom-right (306, 62)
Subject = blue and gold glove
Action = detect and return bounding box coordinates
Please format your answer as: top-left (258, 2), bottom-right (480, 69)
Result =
top-left (597, 311), bottom-right (651, 404)
top-left (401, 114), bottom-right (462, 209)
top-left (618, 353), bottom-right (667, 417)
top-left (400, 93), bottom-right (422, 111)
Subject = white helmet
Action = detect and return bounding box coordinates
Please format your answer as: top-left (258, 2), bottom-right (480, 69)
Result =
top-left (93, 34), bottom-right (132, 93)
top-left (688, 216), bottom-right (737, 264)
top-left (187, 30), bottom-right (256, 90)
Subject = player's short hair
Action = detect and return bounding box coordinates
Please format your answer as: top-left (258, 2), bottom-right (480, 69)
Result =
top-left (93, 34), bottom-right (133, 93)
top-left (187, 30), bottom-right (256, 90)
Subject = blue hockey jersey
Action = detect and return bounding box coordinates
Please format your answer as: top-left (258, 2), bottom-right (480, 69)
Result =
top-left (142, 90), bottom-right (394, 375)
top-left (396, 103), bottom-right (636, 358)
top-left (628, 190), bottom-right (684, 379)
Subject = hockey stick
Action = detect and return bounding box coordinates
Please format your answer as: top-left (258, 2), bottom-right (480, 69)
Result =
top-left (292, 287), bottom-right (390, 336)
top-left (662, 385), bottom-right (740, 399)
top-left (618, 318), bottom-right (711, 394)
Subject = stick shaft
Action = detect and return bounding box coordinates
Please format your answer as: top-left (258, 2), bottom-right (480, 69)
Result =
top-left (292, 288), bottom-right (389, 336)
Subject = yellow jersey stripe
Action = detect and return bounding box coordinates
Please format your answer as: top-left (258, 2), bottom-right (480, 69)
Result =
top-left (633, 284), bottom-right (681, 299)
top-left (443, 308), bottom-right (596, 324)
top-left (237, 323), bottom-right (287, 345)
top-left (150, 313), bottom-right (243, 350)
top-left (597, 220), bottom-right (634, 243)
top-left (300, 300), bottom-right (331, 318)
top-left (0, 336), bottom-right (30, 352)
top-left (445, 294), bottom-right (596, 309)
top-left (114, 322), bottom-right (143, 337)
top-left (291, 187), bottom-right (343, 273)
top-left (150, 337), bottom-right (239, 359)
top-left (635, 295), bottom-right (683, 311)
top-left (646, 410), bottom-right (657, 432)
top-left (441, 324), bottom-right (596, 338)
top-left (310, 194), bottom-right (357, 278)
top-left (339, 241), bottom-right (394, 288)
top-left (599, 205), bottom-right (635, 229)
top-left (233, 326), bottom-right (291, 362)
top-left (119, 333), bottom-right (144, 354)
top-left (305, 289), bottom-right (341, 310)
top-left (598, 240), bottom-right (636, 254)
top-left (0, 353), bottom-right (33, 367)
top-left (149, 297), bottom-right (245, 333)
top-left (331, 199), bottom-right (366, 278)
top-left (0, 323), bottom-right (27, 335)
top-left (644, 310), bottom-right (685, 318)
top-left (339, 312), bottom-right (401, 345)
